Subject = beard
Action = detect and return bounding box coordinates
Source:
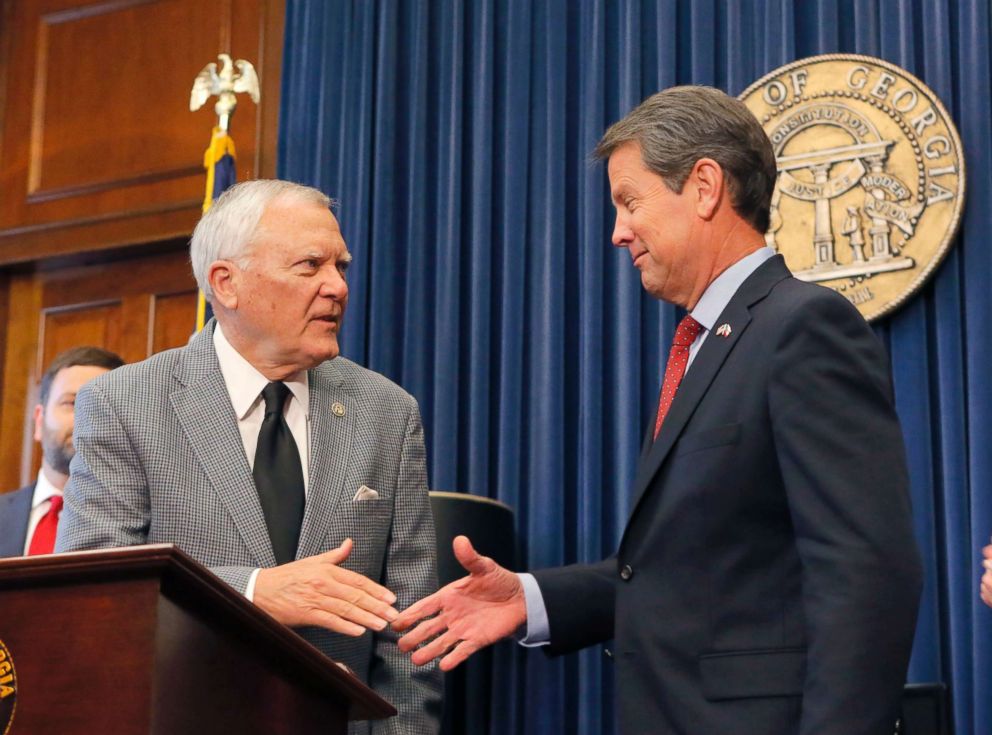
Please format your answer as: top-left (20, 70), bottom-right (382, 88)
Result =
top-left (40, 428), bottom-right (73, 476)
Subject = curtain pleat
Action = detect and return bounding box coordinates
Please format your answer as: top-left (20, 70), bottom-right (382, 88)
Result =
top-left (279, 2), bottom-right (992, 732)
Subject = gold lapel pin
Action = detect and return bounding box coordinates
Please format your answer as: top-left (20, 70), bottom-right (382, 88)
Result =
top-left (332, 402), bottom-right (346, 417)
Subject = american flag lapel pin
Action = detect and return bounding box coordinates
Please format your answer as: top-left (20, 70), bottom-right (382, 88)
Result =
top-left (716, 323), bottom-right (732, 338)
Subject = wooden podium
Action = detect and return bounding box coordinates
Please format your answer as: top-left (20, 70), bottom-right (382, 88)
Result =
top-left (0, 545), bottom-right (395, 734)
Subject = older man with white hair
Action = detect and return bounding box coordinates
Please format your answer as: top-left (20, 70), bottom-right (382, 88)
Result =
top-left (57, 179), bottom-right (441, 734)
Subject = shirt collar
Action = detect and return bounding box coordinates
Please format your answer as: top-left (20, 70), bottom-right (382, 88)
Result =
top-left (689, 247), bottom-right (777, 332)
top-left (32, 470), bottom-right (62, 509)
top-left (212, 323), bottom-right (309, 420)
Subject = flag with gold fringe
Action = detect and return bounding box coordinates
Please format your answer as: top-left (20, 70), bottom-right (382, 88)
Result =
top-left (195, 127), bottom-right (237, 331)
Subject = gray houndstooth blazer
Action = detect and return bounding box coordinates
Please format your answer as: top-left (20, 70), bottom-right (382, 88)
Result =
top-left (56, 321), bottom-right (441, 734)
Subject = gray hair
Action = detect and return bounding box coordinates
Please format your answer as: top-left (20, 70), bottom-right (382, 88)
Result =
top-left (594, 85), bottom-right (777, 233)
top-left (190, 179), bottom-right (332, 300)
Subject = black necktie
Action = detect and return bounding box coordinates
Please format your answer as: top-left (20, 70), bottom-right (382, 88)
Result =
top-left (253, 382), bottom-right (305, 564)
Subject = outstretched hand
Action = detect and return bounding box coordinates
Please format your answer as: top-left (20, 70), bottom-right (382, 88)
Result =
top-left (393, 535), bottom-right (527, 671)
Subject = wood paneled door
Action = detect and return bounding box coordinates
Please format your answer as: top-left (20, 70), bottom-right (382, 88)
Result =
top-left (0, 245), bottom-right (198, 490)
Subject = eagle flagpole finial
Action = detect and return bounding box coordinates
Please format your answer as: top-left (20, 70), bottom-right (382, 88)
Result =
top-left (189, 53), bottom-right (260, 132)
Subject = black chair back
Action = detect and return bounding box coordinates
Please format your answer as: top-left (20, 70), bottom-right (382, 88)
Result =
top-left (428, 491), bottom-right (517, 735)
top-left (429, 491), bottom-right (517, 582)
top-left (896, 683), bottom-right (952, 735)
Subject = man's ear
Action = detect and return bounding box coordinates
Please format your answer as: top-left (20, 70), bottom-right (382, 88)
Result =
top-left (208, 261), bottom-right (239, 310)
top-left (32, 403), bottom-right (44, 443)
top-left (690, 158), bottom-right (725, 220)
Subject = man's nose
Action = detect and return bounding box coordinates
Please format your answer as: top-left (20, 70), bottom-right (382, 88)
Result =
top-left (612, 214), bottom-right (633, 247)
top-left (320, 267), bottom-right (348, 300)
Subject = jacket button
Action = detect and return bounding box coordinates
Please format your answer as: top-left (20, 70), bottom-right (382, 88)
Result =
top-left (620, 564), bottom-right (633, 581)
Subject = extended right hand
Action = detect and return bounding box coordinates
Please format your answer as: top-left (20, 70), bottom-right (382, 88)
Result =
top-left (393, 535), bottom-right (527, 671)
top-left (253, 538), bottom-right (399, 636)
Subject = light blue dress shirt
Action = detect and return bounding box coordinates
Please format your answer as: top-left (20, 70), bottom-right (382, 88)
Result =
top-left (518, 247), bottom-right (777, 646)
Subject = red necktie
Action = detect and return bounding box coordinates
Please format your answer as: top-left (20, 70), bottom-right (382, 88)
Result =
top-left (653, 314), bottom-right (703, 441)
top-left (28, 495), bottom-right (63, 556)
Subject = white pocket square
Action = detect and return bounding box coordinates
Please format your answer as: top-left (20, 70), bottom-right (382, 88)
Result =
top-left (352, 485), bottom-right (379, 502)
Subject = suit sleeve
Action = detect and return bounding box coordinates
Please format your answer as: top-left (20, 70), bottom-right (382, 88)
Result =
top-left (0, 486), bottom-right (34, 557)
top-left (532, 558), bottom-right (617, 655)
top-left (769, 292), bottom-right (922, 734)
top-left (56, 381), bottom-right (152, 553)
top-left (369, 398), bottom-right (442, 735)
top-left (54, 381), bottom-right (257, 594)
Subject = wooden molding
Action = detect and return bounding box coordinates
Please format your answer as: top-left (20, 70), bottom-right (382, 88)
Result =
top-left (0, 0), bottom-right (283, 264)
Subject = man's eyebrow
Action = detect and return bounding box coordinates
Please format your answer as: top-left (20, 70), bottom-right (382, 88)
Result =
top-left (341, 251), bottom-right (353, 264)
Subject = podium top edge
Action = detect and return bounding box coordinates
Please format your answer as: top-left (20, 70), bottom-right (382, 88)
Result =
top-left (0, 543), bottom-right (186, 576)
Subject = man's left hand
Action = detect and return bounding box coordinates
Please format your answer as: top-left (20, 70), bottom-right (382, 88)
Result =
top-left (252, 538), bottom-right (399, 635)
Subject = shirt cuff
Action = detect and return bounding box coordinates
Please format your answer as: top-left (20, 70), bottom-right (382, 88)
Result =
top-left (245, 568), bottom-right (261, 602)
top-left (516, 572), bottom-right (551, 647)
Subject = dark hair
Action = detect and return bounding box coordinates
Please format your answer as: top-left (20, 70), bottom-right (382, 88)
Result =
top-left (594, 85), bottom-right (777, 233)
top-left (39, 346), bottom-right (125, 405)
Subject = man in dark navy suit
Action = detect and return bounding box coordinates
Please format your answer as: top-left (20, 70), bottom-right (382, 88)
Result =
top-left (0, 346), bottom-right (123, 557)
top-left (394, 86), bottom-right (923, 734)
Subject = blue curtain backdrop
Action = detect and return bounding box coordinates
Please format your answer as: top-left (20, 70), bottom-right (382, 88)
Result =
top-left (279, 1), bottom-right (992, 732)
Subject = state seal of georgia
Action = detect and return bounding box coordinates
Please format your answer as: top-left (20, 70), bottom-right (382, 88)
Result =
top-left (0, 638), bottom-right (16, 735)
top-left (740, 54), bottom-right (965, 321)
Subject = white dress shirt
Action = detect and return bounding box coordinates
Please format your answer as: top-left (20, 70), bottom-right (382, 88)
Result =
top-left (213, 323), bottom-right (311, 599)
top-left (518, 247), bottom-right (777, 645)
top-left (23, 471), bottom-right (63, 555)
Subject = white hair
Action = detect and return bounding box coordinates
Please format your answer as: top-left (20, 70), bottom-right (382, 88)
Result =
top-left (190, 179), bottom-right (332, 300)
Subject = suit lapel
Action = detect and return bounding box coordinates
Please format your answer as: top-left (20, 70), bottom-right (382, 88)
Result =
top-left (629, 302), bottom-right (752, 507)
top-left (296, 360), bottom-right (355, 559)
top-left (170, 323), bottom-right (276, 567)
top-left (0, 486), bottom-right (32, 556)
top-left (628, 256), bottom-right (792, 517)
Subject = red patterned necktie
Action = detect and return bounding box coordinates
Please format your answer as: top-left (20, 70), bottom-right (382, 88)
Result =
top-left (653, 314), bottom-right (703, 441)
top-left (28, 495), bottom-right (63, 555)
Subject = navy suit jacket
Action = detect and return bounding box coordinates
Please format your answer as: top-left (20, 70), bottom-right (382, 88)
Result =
top-left (533, 256), bottom-right (922, 735)
top-left (0, 485), bottom-right (32, 557)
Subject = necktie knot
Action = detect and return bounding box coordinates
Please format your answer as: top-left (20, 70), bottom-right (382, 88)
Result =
top-left (261, 382), bottom-right (291, 417)
top-left (48, 495), bottom-right (64, 515)
top-left (672, 314), bottom-right (702, 347)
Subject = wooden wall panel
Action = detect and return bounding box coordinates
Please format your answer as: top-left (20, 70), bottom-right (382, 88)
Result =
top-left (41, 303), bottom-right (125, 362)
top-left (0, 0), bottom-right (284, 264)
top-left (152, 291), bottom-right (198, 354)
top-left (0, 276), bottom-right (44, 489)
top-left (29, 1), bottom-right (218, 197)
top-left (0, 246), bottom-right (198, 489)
